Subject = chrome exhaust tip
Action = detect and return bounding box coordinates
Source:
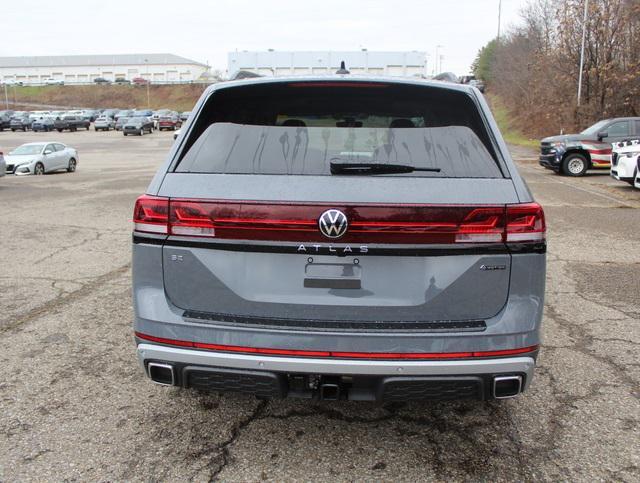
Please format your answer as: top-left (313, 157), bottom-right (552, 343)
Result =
top-left (493, 375), bottom-right (522, 399)
top-left (147, 362), bottom-right (175, 386)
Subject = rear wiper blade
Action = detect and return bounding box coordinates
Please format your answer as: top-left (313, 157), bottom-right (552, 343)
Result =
top-left (330, 161), bottom-right (441, 175)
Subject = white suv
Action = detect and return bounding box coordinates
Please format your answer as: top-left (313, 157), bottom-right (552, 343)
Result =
top-left (611, 139), bottom-right (640, 186)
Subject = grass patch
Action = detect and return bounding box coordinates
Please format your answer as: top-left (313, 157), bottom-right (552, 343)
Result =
top-left (487, 95), bottom-right (539, 148)
top-left (7, 84), bottom-right (206, 111)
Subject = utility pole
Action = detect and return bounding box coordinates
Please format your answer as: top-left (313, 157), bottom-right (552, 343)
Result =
top-left (497, 0), bottom-right (502, 41)
top-left (577, 0), bottom-right (589, 107)
top-left (434, 45), bottom-right (444, 74)
top-left (144, 59), bottom-right (150, 108)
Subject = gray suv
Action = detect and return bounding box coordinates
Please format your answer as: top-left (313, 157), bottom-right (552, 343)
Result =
top-left (133, 76), bottom-right (546, 401)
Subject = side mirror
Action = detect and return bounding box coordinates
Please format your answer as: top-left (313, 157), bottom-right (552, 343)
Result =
top-left (43, 150), bottom-right (52, 155)
top-left (597, 131), bottom-right (608, 140)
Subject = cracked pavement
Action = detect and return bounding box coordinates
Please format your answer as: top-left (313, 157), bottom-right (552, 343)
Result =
top-left (0, 131), bottom-right (638, 481)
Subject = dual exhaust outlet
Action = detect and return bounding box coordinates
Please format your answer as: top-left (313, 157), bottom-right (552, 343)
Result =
top-left (147, 362), bottom-right (523, 400)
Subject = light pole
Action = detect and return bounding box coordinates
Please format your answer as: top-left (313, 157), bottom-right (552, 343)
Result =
top-left (144, 58), bottom-right (150, 108)
top-left (497, 0), bottom-right (502, 41)
top-left (434, 45), bottom-right (444, 74)
top-left (577, 0), bottom-right (589, 107)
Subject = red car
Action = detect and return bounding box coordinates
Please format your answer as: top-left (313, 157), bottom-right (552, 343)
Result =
top-left (158, 114), bottom-right (181, 131)
top-left (132, 77), bottom-right (149, 85)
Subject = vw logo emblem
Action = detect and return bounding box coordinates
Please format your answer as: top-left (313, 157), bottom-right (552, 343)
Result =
top-left (318, 209), bottom-right (348, 239)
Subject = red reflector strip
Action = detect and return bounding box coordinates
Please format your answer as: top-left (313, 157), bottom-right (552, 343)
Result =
top-left (135, 332), bottom-right (538, 360)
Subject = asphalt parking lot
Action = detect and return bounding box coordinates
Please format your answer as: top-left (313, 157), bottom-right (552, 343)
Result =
top-left (0, 130), bottom-right (638, 482)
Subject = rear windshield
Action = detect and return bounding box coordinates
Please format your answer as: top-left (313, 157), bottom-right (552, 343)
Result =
top-left (175, 82), bottom-right (503, 178)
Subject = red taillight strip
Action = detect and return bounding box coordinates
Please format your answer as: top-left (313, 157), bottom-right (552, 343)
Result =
top-left (135, 332), bottom-right (538, 360)
top-left (133, 196), bottom-right (545, 245)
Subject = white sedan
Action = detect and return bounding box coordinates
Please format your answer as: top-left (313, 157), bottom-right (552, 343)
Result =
top-left (4, 142), bottom-right (79, 176)
top-left (611, 140), bottom-right (640, 185)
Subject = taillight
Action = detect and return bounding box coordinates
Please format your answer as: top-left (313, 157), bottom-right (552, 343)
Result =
top-left (506, 203), bottom-right (546, 243)
top-left (164, 200), bottom-right (507, 244)
top-left (133, 197), bottom-right (546, 246)
top-left (133, 195), bottom-right (169, 234)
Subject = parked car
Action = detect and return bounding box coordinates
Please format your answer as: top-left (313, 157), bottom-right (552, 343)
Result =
top-left (81, 109), bottom-right (100, 122)
top-left (115, 78), bottom-right (130, 85)
top-left (94, 116), bottom-right (116, 131)
top-left (133, 109), bottom-right (154, 118)
top-left (115, 116), bottom-right (130, 131)
top-left (123, 116), bottom-right (154, 136)
top-left (102, 109), bottom-right (119, 119)
top-left (468, 79), bottom-right (485, 93)
top-left (32, 117), bottom-right (56, 132)
top-left (2, 79), bottom-right (23, 86)
top-left (132, 77), bottom-right (149, 85)
top-left (539, 117), bottom-right (640, 176)
top-left (4, 142), bottom-right (78, 175)
top-left (0, 151), bottom-right (5, 177)
top-left (10, 114), bottom-right (31, 131)
top-left (114, 109), bottom-right (133, 121)
top-left (0, 112), bottom-right (12, 131)
top-left (180, 111), bottom-right (191, 122)
top-left (158, 114), bottom-right (181, 131)
top-left (44, 78), bottom-right (64, 86)
top-left (54, 115), bottom-right (90, 132)
top-left (132, 75), bottom-right (546, 402)
top-left (611, 139), bottom-right (640, 185)
top-left (94, 77), bottom-right (110, 84)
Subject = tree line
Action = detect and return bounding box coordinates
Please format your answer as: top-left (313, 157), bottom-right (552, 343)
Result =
top-left (474, 0), bottom-right (640, 137)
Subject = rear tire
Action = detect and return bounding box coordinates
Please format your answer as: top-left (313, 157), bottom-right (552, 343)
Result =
top-left (67, 158), bottom-right (77, 173)
top-left (561, 153), bottom-right (588, 177)
top-left (57, 129), bottom-right (63, 132)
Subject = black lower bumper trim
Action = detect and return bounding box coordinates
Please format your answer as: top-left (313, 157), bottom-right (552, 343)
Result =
top-left (152, 361), bottom-right (526, 401)
top-left (182, 310), bottom-right (487, 333)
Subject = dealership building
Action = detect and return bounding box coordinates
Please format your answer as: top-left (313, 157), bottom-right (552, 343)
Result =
top-left (227, 51), bottom-right (428, 78)
top-left (0, 54), bottom-right (209, 85)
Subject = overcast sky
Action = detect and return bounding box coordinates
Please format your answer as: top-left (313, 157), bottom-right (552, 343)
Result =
top-left (2, 0), bottom-right (527, 75)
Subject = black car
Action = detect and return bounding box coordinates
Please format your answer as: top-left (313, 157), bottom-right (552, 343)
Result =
top-left (54, 115), bottom-right (91, 132)
top-left (539, 117), bottom-right (640, 176)
top-left (115, 78), bottom-right (131, 85)
top-left (32, 117), bottom-right (56, 132)
top-left (94, 77), bottom-right (110, 84)
top-left (123, 116), bottom-right (154, 136)
top-left (0, 112), bottom-right (13, 131)
top-left (10, 114), bottom-right (31, 131)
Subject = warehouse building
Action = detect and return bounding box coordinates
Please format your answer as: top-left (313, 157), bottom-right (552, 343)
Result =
top-left (0, 54), bottom-right (209, 85)
top-left (228, 51), bottom-right (427, 78)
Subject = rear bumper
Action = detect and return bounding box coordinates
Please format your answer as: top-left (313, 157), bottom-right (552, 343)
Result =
top-left (137, 342), bottom-right (536, 400)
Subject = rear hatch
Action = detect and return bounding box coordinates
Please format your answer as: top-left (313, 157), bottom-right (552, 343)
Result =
top-left (138, 81), bottom-right (544, 329)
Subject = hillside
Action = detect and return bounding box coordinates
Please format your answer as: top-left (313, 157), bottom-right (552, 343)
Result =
top-left (5, 84), bottom-right (207, 111)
